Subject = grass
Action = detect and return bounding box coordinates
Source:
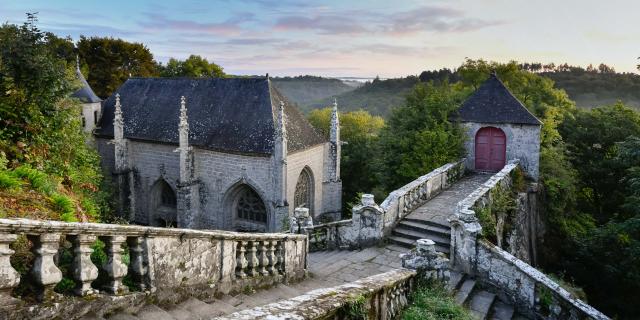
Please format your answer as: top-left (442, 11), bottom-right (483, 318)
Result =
top-left (402, 280), bottom-right (473, 320)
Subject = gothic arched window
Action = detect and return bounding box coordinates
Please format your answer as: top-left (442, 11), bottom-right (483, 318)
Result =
top-left (294, 168), bottom-right (313, 212)
top-left (236, 186), bottom-right (267, 223)
top-left (160, 182), bottom-right (177, 208)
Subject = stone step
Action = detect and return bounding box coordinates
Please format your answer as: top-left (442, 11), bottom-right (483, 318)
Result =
top-left (136, 305), bottom-right (176, 320)
top-left (392, 227), bottom-right (450, 245)
top-left (175, 297), bottom-right (235, 319)
top-left (387, 235), bottom-right (450, 253)
top-left (468, 290), bottom-right (496, 320)
top-left (397, 219), bottom-right (451, 236)
top-left (446, 271), bottom-right (465, 293)
top-left (490, 300), bottom-right (515, 320)
top-left (454, 279), bottom-right (477, 305)
top-left (106, 314), bottom-right (139, 320)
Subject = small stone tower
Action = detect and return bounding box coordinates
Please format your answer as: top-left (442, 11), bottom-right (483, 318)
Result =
top-left (458, 73), bottom-right (542, 179)
top-left (71, 56), bottom-right (102, 133)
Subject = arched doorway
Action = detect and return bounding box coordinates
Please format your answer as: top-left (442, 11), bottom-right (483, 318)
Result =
top-left (226, 184), bottom-right (268, 232)
top-left (294, 167), bottom-right (314, 215)
top-left (151, 179), bottom-right (177, 227)
top-left (475, 127), bottom-right (506, 172)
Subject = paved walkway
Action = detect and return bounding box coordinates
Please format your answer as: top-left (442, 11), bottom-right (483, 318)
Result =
top-left (406, 173), bottom-right (492, 226)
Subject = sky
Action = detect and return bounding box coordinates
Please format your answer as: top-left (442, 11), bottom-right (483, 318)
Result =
top-left (1, 0), bottom-right (639, 78)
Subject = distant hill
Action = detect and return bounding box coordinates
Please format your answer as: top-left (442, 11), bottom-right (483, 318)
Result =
top-left (271, 76), bottom-right (357, 110)
top-left (276, 69), bottom-right (640, 117)
top-left (542, 71), bottom-right (640, 109)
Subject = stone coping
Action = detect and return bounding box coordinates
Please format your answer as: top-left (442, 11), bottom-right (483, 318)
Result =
top-left (217, 268), bottom-right (416, 319)
top-left (304, 219), bottom-right (352, 230)
top-left (380, 159), bottom-right (466, 211)
top-left (455, 159), bottom-right (520, 218)
top-left (0, 218), bottom-right (306, 240)
top-left (479, 240), bottom-right (610, 320)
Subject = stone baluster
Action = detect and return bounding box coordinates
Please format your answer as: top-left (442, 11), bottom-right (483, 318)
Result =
top-left (69, 234), bottom-right (98, 296)
top-left (267, 240), bottom-right (277, 275)
top-left (0, 234), bottom-right (20, 306)
top-left (235, 241), bottom-right (248, 279)
top-left (258, 241), bottom-right (270, 276)
top-left (28, 233), bottom-right (62, 301)
top-left (99, 235), bottom-right (128, 294)
top-left (275, 241), bottom-right (285, 275)
top-left (127, 236), bottom-right (148, 291)
top-left (246, 241), bottom-right (259, 277)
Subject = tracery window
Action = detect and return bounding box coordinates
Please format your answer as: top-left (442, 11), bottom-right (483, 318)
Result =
top-left (294, 168), bottom-right (313, 212)
top-left (160, 181), bottom-right (176, 208)
top-left (236, 187), bottom-right (267, 223)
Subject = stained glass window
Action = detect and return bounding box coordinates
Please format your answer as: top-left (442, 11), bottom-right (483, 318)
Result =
top-left (294, 168), bottom-right (312, 211)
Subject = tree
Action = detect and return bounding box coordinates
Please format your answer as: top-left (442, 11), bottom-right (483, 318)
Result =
top-left (377, 82), bottom-right (466, 191)
top-left (77, 36), bottom-right (158, 98)
top-left (559, 103), bottom-right (640, 222)
top-left (0, 16), bottom-right (107, 221)
top-left (308, 108), bottom-right (385, 213)
top-left (159, 55), bottom-right (225, 78)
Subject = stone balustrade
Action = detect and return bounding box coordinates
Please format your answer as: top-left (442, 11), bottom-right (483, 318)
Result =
top-left (0, 218), bottom-right (307, 319)
top-left (450, 162), bottom-right (610, 319)
top-left (299, 160), bottom-right (466, 251)
top-left (217, 268), bottom-right (416, 320)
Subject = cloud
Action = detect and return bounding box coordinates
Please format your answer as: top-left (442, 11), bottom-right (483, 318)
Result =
top-left (139, 13), bottom-right (254, 36)
top-left (386, 6), bottom-right (503, 35)
top-left (274, 15), bottom-right (369, 35)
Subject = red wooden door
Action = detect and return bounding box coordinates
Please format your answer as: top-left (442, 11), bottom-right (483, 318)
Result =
top-left (475, 127), bottom-right (506, 172)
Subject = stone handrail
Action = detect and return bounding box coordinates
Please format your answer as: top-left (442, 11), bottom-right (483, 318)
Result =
top-left (450, 162), bottom-right (610, 319)
top-left (380, 159), bottom-right (466, 230)
top-left (217, 268), bottom-right (416, 319)
top-left (0, 218), bottom-right (307, 319)
top-left (301, 159), bottom-right (466, 251)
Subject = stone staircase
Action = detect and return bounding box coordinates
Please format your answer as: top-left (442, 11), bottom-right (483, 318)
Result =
top-left (447, 271), bottom-right (524, 320)
top-left (388, 217), bottom-right (451, 254)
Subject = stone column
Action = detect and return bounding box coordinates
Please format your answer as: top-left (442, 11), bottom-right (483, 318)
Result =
top-left (272, 100), bottom-right (289, 231)
top-left (329, 98), bottom-right (341, 182)
top-left (0, 234), bottom-right (20, 306)
top-left (174, 96), bottom-right (200, 228)
top-left (127, 236), bottom-right (149, 291)
top-left (349, 194), bottom-right (384, 248)
top-left (401, 239), bottom-right (450, 282)
top-left (321, 98), bottom-right (343, 221)
top-left (28, 233), bottom-right (62, 302)
top-left (99, 235), bottom-right (128, 294)
top-left (450, 209), bottom-right (482, 275)
top-left (112, 94), bottom-right (136, 221)
top-left (69, 234), bottom-right (99, 296)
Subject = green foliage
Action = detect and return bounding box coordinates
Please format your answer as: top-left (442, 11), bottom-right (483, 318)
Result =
top-left (0, 16), bottom-right (109, 222)
top-left (77, 36), bottom-right (158, 98)
top-left (345, 294), bottom-right (368, 319)
top-left (159, 54), bottom-right (225, 78)
top-left (378, 82), bottom-right (466, 191)
top-left (51, 193), bottom-right (77, 222)
top-left (402, 280), bottom-right (473, 320)
top-left (559, 103), bottom-right (640, 222)
top-left (0, 170), bottom-right (21, 190)
top-left (308, 108), bottom-right (386, 214)
top-left (474, 186), bottom-right (517, 244)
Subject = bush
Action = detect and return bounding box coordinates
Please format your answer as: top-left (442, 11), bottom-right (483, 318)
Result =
top-left (13, 165), bottom-right (56, 195)
top-left (50, 193), bottom-right (77, 222)
top-left (0, 170), bottom-right (21, 190)
top-left (403, 280), bottom-right (473, 320)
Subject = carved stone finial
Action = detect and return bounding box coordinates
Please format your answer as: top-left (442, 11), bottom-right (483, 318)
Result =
top-left (276, 101), bottom-right (286, 139)
top-left (76, 55), bottom-right (81, 72)
top-left (179, 96), bottom-right (188, 128)
top-left (113, 93), bottom-right (123, 137)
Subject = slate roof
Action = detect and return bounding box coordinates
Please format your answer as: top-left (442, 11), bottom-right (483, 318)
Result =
top-left (458, 74), bottom-right (542, 125)
top-left (71, 67), bottom-right (101, 103)
top-left (94, 77), bottom-right (326, 155)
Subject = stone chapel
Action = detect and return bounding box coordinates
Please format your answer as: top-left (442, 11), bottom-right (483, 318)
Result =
top-left (458, 73), bottom-right (542, 179)
top-left (93, 77), bottom-right (342, 232)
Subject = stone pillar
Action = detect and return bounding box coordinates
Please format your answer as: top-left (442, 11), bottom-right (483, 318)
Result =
top-left (401, 239), bottom-right (450, 282)
top-left (69, 234), bottom-right (99, 296)
top-left (450, 209), bottom-right (482, 275)
top-left (349, 194), bottom-right (384, 248)
top-left (321, 99), bottom-right (343, 221)
top-left (273, 100), bottom-right (289, 231)
top-left (112, 94), bottom-right (135, 221)
top-left (99, 235), bottom-right (128, 294)
top-left (291, 207), bottom-right (313, 233)
top-left (0, 234), bottom-right (20, 306)
top-left (28, 233), bottom-right (62, 302)
top-left (329, 98), bottom-right (341, 182)
top-left (174, 96), bottom-right (200, 228)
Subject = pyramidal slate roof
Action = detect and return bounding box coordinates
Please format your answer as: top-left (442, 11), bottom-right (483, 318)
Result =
top-left (94, 77), bottom-right (326, 155)
top-left (458, 74), bottom-right (542, 125)
top-left (71, 66), bottom-right (101, 103)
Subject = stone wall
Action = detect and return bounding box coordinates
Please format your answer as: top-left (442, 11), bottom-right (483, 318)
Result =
top-left (81, 101), bottom-right (101, 133)
top-left (0, 218), bottom-right (307, 320)
top-left (96, 138), bottom-right (338, 232)
top-left (217, 269), bottom-right (416, 320)
top-left (462, 122), bottom-right (541, 179)
top-left (302, 160), bottom-right (466, 251)
top-left (450, 162), bottom-right (610, 319)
